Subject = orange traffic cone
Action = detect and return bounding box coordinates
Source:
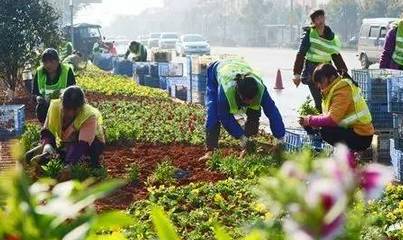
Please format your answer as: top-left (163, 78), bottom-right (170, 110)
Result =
top-left (274, 69), bottom-right (284, 90)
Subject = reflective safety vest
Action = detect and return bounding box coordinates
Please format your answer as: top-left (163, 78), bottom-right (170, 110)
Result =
top-left (47, 99), bottom-right (104, 146)
top-left (37, 64), bottom-right (71, 98)
top-left (392, 20), bottom-right (403, 66)
top-left (305, 27), bottom-right (342, 63)
top-left (217, 58), bottom-right (265, 114)
top-left (322, 78), bottom-right (372, 128)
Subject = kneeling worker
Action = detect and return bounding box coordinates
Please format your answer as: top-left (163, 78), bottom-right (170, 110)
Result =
top-left (299, 64), bottom-right (374, 152)
top-left (27, 86), bottom-right (105, 168)
top-left (200, 59), bottom-right (286, 160)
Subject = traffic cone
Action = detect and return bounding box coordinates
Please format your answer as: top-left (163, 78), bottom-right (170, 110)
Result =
top-left (274, 69), bottom-right (284, 90)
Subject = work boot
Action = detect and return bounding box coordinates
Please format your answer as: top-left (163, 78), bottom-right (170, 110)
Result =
top-left (199, 151), bottom-right (213, 161)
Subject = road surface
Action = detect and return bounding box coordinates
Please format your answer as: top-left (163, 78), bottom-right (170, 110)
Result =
top-left (211, 47), bottom-right (361, 128)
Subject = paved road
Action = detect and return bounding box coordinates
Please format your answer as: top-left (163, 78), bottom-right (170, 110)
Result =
top-left (211, 47), bottom-right (361, 128)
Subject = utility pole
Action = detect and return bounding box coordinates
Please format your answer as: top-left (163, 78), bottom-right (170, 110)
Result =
top-left (70, 0), bottom-right (74, 48)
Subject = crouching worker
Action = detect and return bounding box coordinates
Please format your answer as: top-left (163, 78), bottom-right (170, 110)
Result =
top-left (200, 59), bottom-right (286, 160)
top-left (33, 48), bottom-right (76, 124)
top-left (299, 64), bottom-right (374, 151)
top-left (26, 86), bottom-right (105, 170)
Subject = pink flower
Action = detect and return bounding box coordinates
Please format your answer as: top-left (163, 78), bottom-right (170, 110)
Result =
top-left (360, 164), bottom-right (393, 201)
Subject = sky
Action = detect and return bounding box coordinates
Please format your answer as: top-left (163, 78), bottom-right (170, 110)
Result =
top-left (75, 0), bottom-right (163, 26)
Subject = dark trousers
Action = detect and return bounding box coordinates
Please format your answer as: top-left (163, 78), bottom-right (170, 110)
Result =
top-left (320, 127), bottom-right (373, 152)
top-left (302, 60), bottom-right (322, 113)
top-left (58, 138), bottom-right (105, 167)
top-left (36, 98), bottom-right (50, 125)
top-left (206, 109), bottom-right (261, 150)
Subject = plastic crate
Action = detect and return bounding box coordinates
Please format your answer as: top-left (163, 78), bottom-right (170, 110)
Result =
top-left (190, 74), bottom-right (207, 92)
top-left (390, 139), bottom-right (403, 182)
top-left (112, 58), bottom-right (133, 77)
top-left (372, 131), bottom-right (393, 165)
top-left (93, 53), bottom-right (114, 71)
top-left (284, 128), bottom-right (329, 152)
top-left (352, 69), bottom-right (403, 103)
top-left (172, 85), bottom-right (188, 101)
top-left (134, 62), bottom-right (151, 75)
top-left (150, 63), bottom-right (159, 77)
top-left (0, 105), bottom-right (25, 139)
top-left (392, 114), bottom-right (403, 150)
top-left (368, 102), bottom-right (393, 130)
top-left (387, 75), bottom-right (403, 113)
top-left (158, 63), bottom-right (170, 76)
top-left (166, 77), bottom-right (188, 94)
top-left (144, 75), bottom-right (161, 88)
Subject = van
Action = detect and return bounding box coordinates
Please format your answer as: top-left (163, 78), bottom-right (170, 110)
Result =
top-left (358, 18), bottom-right (398, 69)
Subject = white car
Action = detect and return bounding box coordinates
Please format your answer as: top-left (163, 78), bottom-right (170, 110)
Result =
top-left (158, 33), bottom-right (178, 50)
top-left (148, 32), bottom-right (162, 49)
top-left (176, 34), bottom-right (211, 56)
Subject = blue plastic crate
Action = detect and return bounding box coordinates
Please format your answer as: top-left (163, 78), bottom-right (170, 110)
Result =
top-left (144, 75), bottom-right (161, 88)
top-left (112, 58), bottom-right (133, 77)
top-left (158, 63), bottom-right (170, 76)
top-left (150, 63), bottom-right (159, 77)
top-left (134, 62), bottom-right (151, 75)
top-left (0, 105), bottom-right (25, 139)
top-left (368, 102), bottom-right (393, 130)
top-left (159, 76), bottom-right (168, 90)
top-left (390, 139), bottom-right (403, 182)
top-left (284, 128), bottom-right (329, 152)
top-left (190, 74), bottom-right (207, 92)
top-left (352, 69), bottom-right (403, 103)
top-left (387, 75), bottom-right (403, 113)
top-left (172, 84), bottom-right (188, 101)
top-left (166, 77), bottom-right (188, 94)
top-left (93, 53), bottom-right (114, 71)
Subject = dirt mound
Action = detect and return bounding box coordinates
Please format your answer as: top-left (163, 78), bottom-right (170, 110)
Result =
top-left (96, 143), bottom-right (236, 211)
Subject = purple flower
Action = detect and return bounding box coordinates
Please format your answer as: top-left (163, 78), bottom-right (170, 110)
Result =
top-left (360, 164), bottom-right (393, 201)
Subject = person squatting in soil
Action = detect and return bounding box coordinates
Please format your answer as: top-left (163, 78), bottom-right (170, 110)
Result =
top-left (292, 9), bottom-right (348, 112)
top-left (200, 58), bottom-right (286, 160)
top-left (299, 64), bottom-right (374, 152)
top-left (26, 86), bottom-right (105, 172)
top-left (32, 48), bottom-right (76, 124)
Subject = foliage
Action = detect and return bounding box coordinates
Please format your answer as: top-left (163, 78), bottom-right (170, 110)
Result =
top-left (21, 123), bottom-right (41, 153)
top-left (147, 160), bottom-right (177, 186)
top-left (0, 164), bottom-right (133, 240)
top-left (298, 97), bottom-right (319, 116)
top-left (127, 163), bottom-right (140, 183)
top-left (326, 0), bottom-right (360, 41)
top-left (127, 179), bottom-right (265, 240)
top-left (207, 152), bottom-right (282, 179)
top-left (364, 184), bottom-right (403, 239)
top-left (0, 0), bottom-right (61, 91)
top-left (70, 163), bottom-right (108, 182)
top-left (77, 65), bottom-right (169, 99)
top-left (41, 158), bottom-right (64, 179)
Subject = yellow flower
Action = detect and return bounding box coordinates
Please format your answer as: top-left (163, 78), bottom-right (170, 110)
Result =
top-left (264, 212), bottom-right (273, 220)
top-left (253, 202), bottom-right (267, 213)
top-left (214, 193), bottom-right (224, 203)
top-left (191, 189), bottom-right (200, 195)
top-left (386, 212), bottom-right (397, 221)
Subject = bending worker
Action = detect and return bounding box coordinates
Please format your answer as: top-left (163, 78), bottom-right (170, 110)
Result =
top-left (27, 86), bottom-right (105, 168)
top-left (200, 59), bottom-right (285, 160)
top-left (32, 48), bottom-right (76, 124)
top-left (380, 18), bottom-right (403, 70)
top-left (124, 41), bottom-right (148, 62)
top-left (293, 9), bottom-right (347, 112)
top-left (299, 64), bottom-right (374, 152)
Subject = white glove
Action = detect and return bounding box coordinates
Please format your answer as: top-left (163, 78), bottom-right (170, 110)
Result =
top-left (43, 144), bottom-right (56, 155)
top-left (240, 136), bottom-right (249, 149)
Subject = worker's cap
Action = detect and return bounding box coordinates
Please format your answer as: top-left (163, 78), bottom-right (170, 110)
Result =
top-left (129, 41), bottom-right (139, 46)
top-left (42, 48), bottom-right (60, 62)
top-left (310, 9), bottom-right (325, 21)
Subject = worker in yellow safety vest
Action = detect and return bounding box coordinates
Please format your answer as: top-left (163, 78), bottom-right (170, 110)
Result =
top-left (26, 86), bottom-right (105, 170)
top-left (293, 9), bottom-right (348, 113)
top-left (33, 48), bottom-right (76, 124)
top-left (299, 64), bottom-right (374, 152)
top-left (380, 18), bottom-right (403, 70)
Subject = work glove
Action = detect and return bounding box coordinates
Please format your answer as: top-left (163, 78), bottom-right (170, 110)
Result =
top-left (43, 144), bottom-right (57, 156)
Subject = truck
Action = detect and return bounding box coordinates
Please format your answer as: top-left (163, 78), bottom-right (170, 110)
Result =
top-left (63, 23), bottom-right (103, 59)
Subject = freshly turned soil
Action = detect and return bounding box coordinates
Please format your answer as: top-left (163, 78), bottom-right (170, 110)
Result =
top-left (96, 143), bottom-right (236, 211)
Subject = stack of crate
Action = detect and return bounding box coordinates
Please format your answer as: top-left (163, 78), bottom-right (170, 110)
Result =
top-left (387, 73), bottom-right (403, 181)
top-left (133, 62), bottom-right (161, 88)
top-left (0, 105), bottom-right (25, 140)
top-left (352, 69), bottom-right (403, 164)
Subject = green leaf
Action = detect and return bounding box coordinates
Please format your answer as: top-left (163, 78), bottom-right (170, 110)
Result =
top-left (213, 225), bottom-right (232, 240)
top-left (151, 206), bottom-right (180, 240)
top-left (91, 211), bottom-right (135, 231)
top-left (243, 230), bottom-right (265, 240)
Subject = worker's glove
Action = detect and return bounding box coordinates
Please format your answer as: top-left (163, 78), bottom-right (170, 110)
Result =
top-left (43, 144), bottom-right (56, 156)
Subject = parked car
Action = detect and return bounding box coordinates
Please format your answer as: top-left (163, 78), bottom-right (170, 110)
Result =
top-left (159, 33), bottom-right (178, 50)
top-left (148, 32), bottom-right (162, 49)
top-left (176, 34), bottom-right (211, 56)
top-left (357, 18), bottom-right (398, 69)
